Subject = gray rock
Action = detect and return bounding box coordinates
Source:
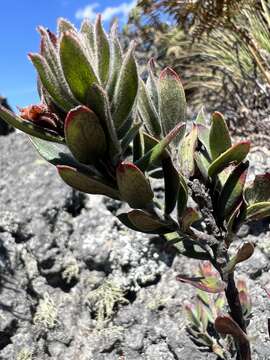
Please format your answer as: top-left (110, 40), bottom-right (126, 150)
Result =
top-left (0, 131), bottom-right (270, 360)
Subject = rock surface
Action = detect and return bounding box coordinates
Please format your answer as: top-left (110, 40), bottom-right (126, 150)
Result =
top-left (0, 131), bottom-right (270, 360)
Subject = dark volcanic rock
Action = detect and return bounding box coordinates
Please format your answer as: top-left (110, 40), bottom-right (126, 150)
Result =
top-left (0, 97), bottom-right (14, 136)
top-left (0, 131), bottom-right (269, 359)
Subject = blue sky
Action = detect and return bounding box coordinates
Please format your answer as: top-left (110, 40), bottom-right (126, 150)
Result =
top-left (0, 0), bottom-right (136, 109)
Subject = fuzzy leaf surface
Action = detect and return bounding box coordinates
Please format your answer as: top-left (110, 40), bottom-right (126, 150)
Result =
top-left (64, 105), bottom-right (106, 164)
top-left (112, 43), bottom-right (138, 129)
top-left (136, 123), bottom-right (186, 172)
top-left (60, 32), bottom-right (99, 104)
top-left (138, 79), bottom-right (161, 137)
top-left (209, 112), bottom-right (231, 160)
top-left (179, 124), bottom-right (198, 178)
top-left (158, 67), bottom-right (186, 144)
top-left (57, 165), bottom-right (119, 199)
top-left (94, 15), bottom-right (110, 85)
top-left (116, 162), bottom-right (154, 208)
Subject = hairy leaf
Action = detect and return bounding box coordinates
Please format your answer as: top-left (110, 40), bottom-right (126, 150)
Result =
top-left (94, 15), bottom-right (110, 85)
top-left (158, 67), bottom-right (186, 143)
top-left (209, 112), bottom-right (231, 160)
top-left (64, 105), bottom-right (106, 164)
top-left (60, 31), bottom-right (99, 104)
top-left (138, 79), bottom-right (161, 137)
top-left (116, 161), bottom-right (154, 208)
top-left (136, 123), bottom-right (186, 172)
top-left (179, 124), bottom-right (198, 178)
top-left (57, 165), bottom-right (119, 199)
top-left (112, 42), bottom-right (138, 129)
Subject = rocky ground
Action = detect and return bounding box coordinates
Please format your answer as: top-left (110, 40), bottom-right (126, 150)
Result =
top-left (0, 130), bottom-right (270, 360)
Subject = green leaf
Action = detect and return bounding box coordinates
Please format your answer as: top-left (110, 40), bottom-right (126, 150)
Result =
top-left (181, 207), bottom-right (201, 231)
top-left (106, 22), bottom-right (123, 99)
top-left (194, 151), bottom-right (210, 181)
top-left (208, 142), bottom-right (250, 178)
top-left (118, 210), bottom-right (174, 234)
top-left (244, 173), bottom-right (270, 205)
top-left (38, 27), bottom-right (59, 76)
top-left (245, 202), bottom-right (270, 221)
top-left (177, 172), bottom-right (188, 219)
top-left (86, 84), bottom-right (121, 161)
top-left (162, 157), bottom-right (179, 214)
top-left (177, 275), bottom-right (225, 293)
top-left (0, 106), bottom-right (64, 143)
top-left (112, 42), bottom-right (138, 129)
top-left (38, 27), bottom-right (78, 107)
top-left (179, 124), bottom-right (198, 178)
top-left (209, 112), bottom-right (231, 160)
top-left (184, 303), bottom-right (201, 329)
top-left (29, 53), bottom-right (74, 112)
top-left (158, 67), bottom-right (186, 144)
top-left (80, 19), bottom-right (95, 60)
top-left (138, 79), bottom-right (161, 137)
top-left (121, 121), bottom-right (141, 154)
top-left (57, 165), bottom-right (119, 199)
top-left (30, 136), bottom-right (98, 176)
top-left (133, 129), bottom-right (144, 162)
top-left (94, 15), bottom-right (110, 85)
top-left (136, 123), bottom-right (186, 172)
top-left (218, 162), bottom-right (248, 222)
top-left (57, 18), bottom-right (77, 34)
top-left (226, 201), bottom-right (244, 234)
top-left (116, 161), bottom-right (154, 209)
top-left (64, 105), bottom-right (107, 164)
top-left (146, 58), bottom-right (159, 109)
top-left (195, 107), bottom-right (206, 125)
top-left (60, 31), bottom-right (99, 104)
top-left (197, 124), bottom-right (211, 156)
top-left (244, 174), bottom-right (270, 221)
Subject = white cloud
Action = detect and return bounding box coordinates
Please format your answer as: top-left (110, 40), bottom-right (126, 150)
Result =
top-left (75, 3), bottom-right (99, 21)
top-left (75, 0), bottom-right (136, 22)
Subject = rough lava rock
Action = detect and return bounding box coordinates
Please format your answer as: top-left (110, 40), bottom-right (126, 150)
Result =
top-left (0, 97), bottom-right (14, 136)
top-left (0, 131), bottom-right (269, 359)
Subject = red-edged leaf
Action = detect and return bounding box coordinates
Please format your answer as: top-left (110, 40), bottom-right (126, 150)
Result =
top-left (218, 162), bottom-right (248, 222)
top-left (116, 161), bottom-right (154, 208)
top-left (64, 105), bottom-right (106, 164)
top-left (176, 274), bottom-right (225, 293)
top-left (57, 165), bottom-right (119, 199)
top-left (118, 210), bottom-right (174, 234)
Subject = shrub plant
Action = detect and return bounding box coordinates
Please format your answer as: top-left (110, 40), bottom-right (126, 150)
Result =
top-left (1, 17), bottom-right (270, 360)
